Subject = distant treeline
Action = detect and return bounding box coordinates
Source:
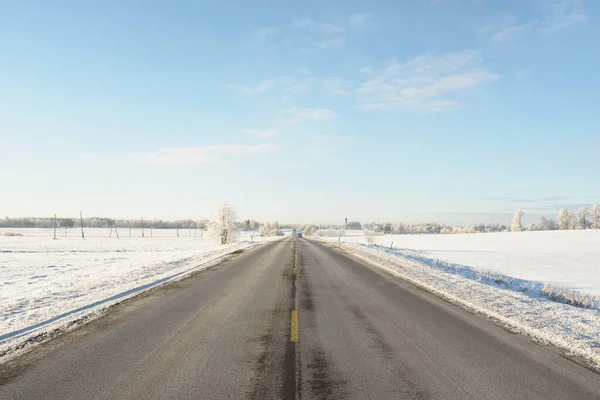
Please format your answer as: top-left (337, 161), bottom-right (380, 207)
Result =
top-left (0, 216), bottom-right (273, 231)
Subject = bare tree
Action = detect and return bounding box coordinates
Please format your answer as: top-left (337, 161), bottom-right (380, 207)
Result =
top-left (210, 202), bottom-right (238, 245)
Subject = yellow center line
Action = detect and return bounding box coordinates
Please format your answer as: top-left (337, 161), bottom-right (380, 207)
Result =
top-left (291, 310), bottom-right (299, 343)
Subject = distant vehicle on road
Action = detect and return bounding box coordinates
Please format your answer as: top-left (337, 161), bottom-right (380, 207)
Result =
top-left (297, 232), bottom-right (303, 238)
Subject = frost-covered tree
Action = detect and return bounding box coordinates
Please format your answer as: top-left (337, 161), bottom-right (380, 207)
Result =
top-left (592, 205), bottom-right (600, 229)
top-left (537, 217), bottom-right (550, 231)
top-left (303, 224), bottom-right (315, 236)
top-left (568, 210), bottom-right (577, 230)
top-left (557, 208), bottom-right (569, 230)
top-left (209, 202), bottom-right (238, 244)
top-left (579, 207), bottom-right (589, 230)
top-left (510, 210), bottom-right (524, 232)
top-left (526, 222), bottom-right (536, 231)
top-left (259, 221), bottom-right (282, 236)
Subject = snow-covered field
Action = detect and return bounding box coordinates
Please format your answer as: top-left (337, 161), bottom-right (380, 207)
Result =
top-left (0, 228), bottom-right (277, 358)
top-left (330, 230), bottom-right (600, 296)
top-left (319, 230), bottom-right (600, 369)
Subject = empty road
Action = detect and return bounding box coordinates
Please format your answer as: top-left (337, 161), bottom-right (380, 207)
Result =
top-left (1, 238), bottom-right (599, 399)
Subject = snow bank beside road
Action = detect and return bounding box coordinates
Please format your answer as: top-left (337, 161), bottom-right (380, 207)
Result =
top-left (318, 230), bottom-right (600, 369)
top-left (0, 230), bottom-right (277, 358)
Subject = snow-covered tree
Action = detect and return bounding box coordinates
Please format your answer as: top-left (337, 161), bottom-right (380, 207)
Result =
top-left (537, 217), bottom-right (550, 231)
top-left (510, 210), bottom-right (524, 232)
top-left (393, 222), bottom-right (405, 234)
top-left (579, 207), bottom-right (589, 230)
top-left (568, 210), bottom-right (577, 230)
top-left (259, 221), bottom-right (282, 236)
top-left (592, 205), bottom-right (600, 229)
top-left (303, 224), bottom-right (315, 236)
top-left (209, 202), bottom-right (238, 244)
top-left (557, 208), bottom-right (569, 230)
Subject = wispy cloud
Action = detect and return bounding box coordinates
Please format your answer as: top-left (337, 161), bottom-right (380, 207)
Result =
top-left (242, 129), bottom-right (277, 138)
top-left (348, 13), bottom-right (373, 29)
top-left (292, 18), bottom-right (345, 34)
top-left (292, 107), bottom-right (336, 120)
top-left (248, 27), bottom-right (279, 40)
top-left (314, 134), bottom-right (358, 146)
top-left (322, 77), bottom-right (354, 95)
top-left (316, 37), bottom-right (345, 49)
top-left (361, 65), bottom-right (373, 74)
top-left (285, 82), bottom-right (311, 94)
top-left (481, 1), bottom-right (587, 42)
top-left (357, 50), bottom-right (498, 112)
top-left (85, 144), bottom-right (279, 165)
top-left (540, 0), bottom-right (588, 33)
top-left (483, 196), bottom-right (571, 203)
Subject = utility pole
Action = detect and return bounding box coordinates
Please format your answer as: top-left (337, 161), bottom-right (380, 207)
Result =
top-left (80, 211), bottom-right (85, 239)
top-left (53, 214), bottom-right (57, 240)
top-left (141, 217), bottom-right (144, 238)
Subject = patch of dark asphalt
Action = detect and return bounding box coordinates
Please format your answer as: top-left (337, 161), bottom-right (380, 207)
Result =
top-left (306, 349), bottom-right (347, 400)
top-left (344, 304), bottom-right (429, 399)
top-left (345, 304), bottom-right (395, 360)
top-left (300, 274), bottom-right (315, 312)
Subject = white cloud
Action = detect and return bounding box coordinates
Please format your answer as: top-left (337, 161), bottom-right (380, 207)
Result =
top-left (285, 82), bottom-right (311, 94)
top-left (481, 1), bottom-right (587, 43)
top-left (357, 50), bottom-right (498, 113)
top-left (490, 23), bottom-right (528, 42)
top-left (314, 134), bottom-right (358, 146)
top-left (540, 0), bottom-right (588, 33)
top-left (86, 144), bottom-right (279, 165)
top-left (242, 129), bottom-right (277, 138)
top-left (322, 77), bottom-right (354, 95)
top-left (242, 80), bottom-right (277, 95)
top-left (348, 13), bottom-right (373, 28)
top-left (316, 37), bottom-right (345, 49)
top-left (249, 27), bottom-right (279, 40)
top-left (361, 65), bottom-right (374, 74)
top-left (292, 18), bottom-right (345, 34)
top-left (292, 107), bottom-right (336, 120)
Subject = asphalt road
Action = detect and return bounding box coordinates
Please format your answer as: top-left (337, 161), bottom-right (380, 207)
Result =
top-left (1, 238), bottom-right (599, 399)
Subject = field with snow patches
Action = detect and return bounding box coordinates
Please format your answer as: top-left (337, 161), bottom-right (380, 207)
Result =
top-left (0, 228), bottom-right (278, 358)
top-left (319, 230), bottom-right (600, 369)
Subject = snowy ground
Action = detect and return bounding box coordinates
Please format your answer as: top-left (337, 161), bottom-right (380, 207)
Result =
top-left (0, 228), bottom-right (278, 358)
top-left (318, 230), bottom-right (600, 369)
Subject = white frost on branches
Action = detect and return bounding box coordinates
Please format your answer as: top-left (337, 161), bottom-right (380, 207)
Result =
top-left (209, 202), bottom-right (238, 245)
top-left (510, 210), bottom-right (524, 232)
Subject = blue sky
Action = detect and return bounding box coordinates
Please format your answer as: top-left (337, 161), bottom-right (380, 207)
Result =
top-left (1, 0), bottom-right (599, 224)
